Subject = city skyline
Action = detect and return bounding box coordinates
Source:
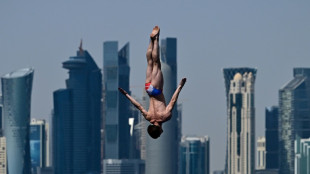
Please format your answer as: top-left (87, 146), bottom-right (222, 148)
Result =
top-left (1, 1), bottom-right (310, 172)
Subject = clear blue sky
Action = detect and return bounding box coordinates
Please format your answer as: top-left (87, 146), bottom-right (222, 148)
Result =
top-left (1, 1), bottom-right (310, 172)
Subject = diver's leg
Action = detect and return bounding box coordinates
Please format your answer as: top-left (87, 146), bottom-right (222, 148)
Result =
top-left (145, 39), bottom-right (153, 83)
top-left (151, 29), bottom-right (163, 90)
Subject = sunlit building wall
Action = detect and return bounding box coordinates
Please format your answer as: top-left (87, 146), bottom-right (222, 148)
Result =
top-left (1, 68), bottom-right (34, 174)
top-left (279, 68), bottom-right (310, 174)
top-left (223, 68), bottom-right (256, 174)
top-left (257, 137), bottom-right (266, 170)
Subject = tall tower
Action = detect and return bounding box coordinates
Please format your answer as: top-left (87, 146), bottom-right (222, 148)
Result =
top-left (278, 68), bottom-right (310, 174)
top-left (256, 136), bottom-right (266, 170)
top-left (0, 137), bottom-right (7, 174)
top-left (146, 38), bottom-right (179, 174)
top-left (223, 68), bottom-right (256, 174)
top-left (53, 46), bottom-right (102, 174)
top-left (1, 68), bottom-right (34, 174)
top-left (265, 106), bottom-right (279, 169)
top-left (30, 119), bottom-right (48, 174)
top-left (179, 136), bottom-right (210, 174)
top-left (103, 41), bottom-right (131, 159)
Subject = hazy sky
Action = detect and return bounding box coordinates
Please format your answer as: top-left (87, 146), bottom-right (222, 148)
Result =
top-left (1, 1), bottom-right (310, 172)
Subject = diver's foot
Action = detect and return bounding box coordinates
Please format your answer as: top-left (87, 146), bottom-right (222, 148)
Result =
top-left (150, 26), bottom-right (160, 39)
top-left (179, 78), bottom-right (187, 88)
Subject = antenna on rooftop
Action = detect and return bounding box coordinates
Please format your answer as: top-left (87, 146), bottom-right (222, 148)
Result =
top-left (79, 39), bottom-right (83, 54)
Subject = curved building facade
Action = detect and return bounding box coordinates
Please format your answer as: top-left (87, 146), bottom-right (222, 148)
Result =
top-left (1, 68), bottom-right (34, 174)
top-left (146, 38), bottom-right (179, 174)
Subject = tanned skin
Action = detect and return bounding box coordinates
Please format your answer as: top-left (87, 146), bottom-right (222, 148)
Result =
top-left (118, 26), bottom-right (186, 135)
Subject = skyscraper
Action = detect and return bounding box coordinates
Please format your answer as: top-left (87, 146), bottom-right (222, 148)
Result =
top-left (146, 38), bottom-right (179, 174)
top-left (53, 46), bottom-right (102, 174)
top-left (1, 68), bottom-right (34, 174)
top-left (257, 136), bottom-right (266, 170)
top-left (0, 137), bottom-right (7, 174)
top-left (138, 91), bottom-right (149, 160)
top-left (179, 136), bottom-right (210, 174)
top-left (295, 137), bottom-right (310, 174)
top-left (278, 68), bottom-right (310, 174)
top-left (223, 68), bottom-right (257, 174)
top-left (265, 106), bottom-right (279, 169)
top-left (30, 119), bottom-right (48, 174)
top-left (103, 41), bottom-right (131, 159)
top-left (0, 95), bottom-right (2, 136)
top-left (103, 159), bottom-right (145, 174)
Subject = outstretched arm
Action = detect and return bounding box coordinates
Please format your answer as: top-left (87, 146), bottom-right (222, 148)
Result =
top-left (165, 78), bottom-right (187, 116)
top-left (118, 88), bottom-right (148, 119)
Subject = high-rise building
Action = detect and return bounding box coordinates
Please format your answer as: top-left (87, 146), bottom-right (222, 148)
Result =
top-left (255, 169), bottom-right (279, 174)
top-left (265, 106), bottom-right (279, 169)
top-left (257, 136), bottom-right (266, 170)
top-left (129, 98), bottom-right (143, 159)
top-left (30, 119), bottom-right (48, 174)
top-left (179, 136), bottom-right (210, 174)
top-left (103, 159), bottom-right (145, 174)
top-left (0, 95), bottom-right (2, 136)
top-left (223, 68), bottom-right (257, 174)
top-left (295, 137), bottom-right (310, 174)
top-left (103, 41), bottom-right (131, 159)
top-left (136, 91), bottom-right (149, 160)
top-left (1, 68), bottom-right (34, 174)
top-left (53, 45), bottom-right (102, 174)
top-left (0, 137), bottom-right (7, 174)
top-left (213, 170), bottom-right (224, 174)
top-left (278, 68), bottom-right (310, 174)
top-left (146, 38), bottom-right (179, 174)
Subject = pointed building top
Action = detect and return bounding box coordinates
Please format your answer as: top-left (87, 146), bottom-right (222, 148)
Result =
top-left (79, 39), bottom-right (83, 54)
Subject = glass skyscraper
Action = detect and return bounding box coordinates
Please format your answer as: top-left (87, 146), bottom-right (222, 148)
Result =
top-left (103, 41), bottom-right (131, 159)
top-left (265, 106), bottom-right (279, 169)
top-left (1, 68), bottom-right (34, 174)
top-left (223, 68), bottom-right (257, 174)
top-left (179, 136), bottom-right (210, 174)
top-left (0, 137), bottom-right (7, 174)
top-left (30, 119), bottom-right (48, 174)
top-left (295, 137), bottom-right (310, 174)
top-left (278, 68), bottom-right (310, 174)
top-left (146, 38), bottom-right (179, 174)
top-left (53, 47), bottom-right (102, 174)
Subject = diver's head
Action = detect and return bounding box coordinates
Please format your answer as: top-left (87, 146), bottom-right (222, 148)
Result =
top-left (147, 124), bottom-right (163, 139)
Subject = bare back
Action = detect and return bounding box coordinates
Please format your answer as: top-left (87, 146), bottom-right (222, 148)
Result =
top-left (146, 94), bottom-right (171, 124)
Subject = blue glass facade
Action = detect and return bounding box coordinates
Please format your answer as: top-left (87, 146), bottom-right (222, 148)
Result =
top-left (180, 136), bottom-right (210, 174)
top-left (103, 41), bottom-right (131, 159)
top-left (146, 38), bottom-right (179, 174)
top-left (30, 120), bottom-right (47, 174)
top-left (279, 68), bottom-right (310, 174)
top-left (1, 68), bottom-right (34, 174)
top-left (53, 49), bottom-right (102, 174)
top-left (265, 106), bottom-right (279, 169)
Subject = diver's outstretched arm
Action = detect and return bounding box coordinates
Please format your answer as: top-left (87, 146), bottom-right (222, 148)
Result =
top-left (165, 78), bottom-right (187, 116)
top-left (118, 88), bottom-right (148, 118)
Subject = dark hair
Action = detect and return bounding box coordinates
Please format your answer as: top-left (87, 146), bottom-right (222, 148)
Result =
top-left (147, 124), bottom-right (163, 139)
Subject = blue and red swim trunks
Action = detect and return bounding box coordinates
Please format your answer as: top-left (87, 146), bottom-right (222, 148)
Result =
top-left (145, 82), bottom-right (162, 96)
